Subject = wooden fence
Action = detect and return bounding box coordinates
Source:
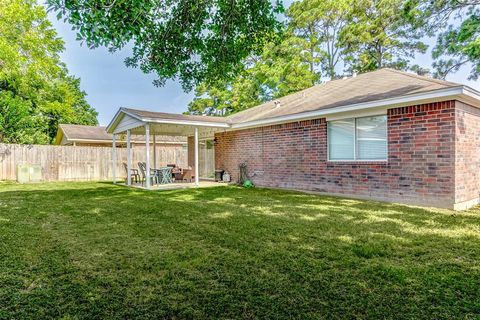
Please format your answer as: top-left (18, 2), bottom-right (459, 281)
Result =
top-left (0, 143), bottom-right (187, 182)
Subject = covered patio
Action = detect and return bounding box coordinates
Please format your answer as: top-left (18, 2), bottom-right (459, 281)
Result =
top-left (107, 108), bottom-right (230, 189)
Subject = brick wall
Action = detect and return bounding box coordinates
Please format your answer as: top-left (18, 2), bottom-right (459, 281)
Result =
top-left (455, 101), bottom-right (480, 207)
top-left (187, 136), bottom-right (194, 174)
top-left (215, 101), bottom-right (459, 208)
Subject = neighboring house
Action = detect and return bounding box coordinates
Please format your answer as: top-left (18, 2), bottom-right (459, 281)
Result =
top-left (55, 124), bottom-right (187, 147)
top-left (107, 68), bottom-right (480, 210)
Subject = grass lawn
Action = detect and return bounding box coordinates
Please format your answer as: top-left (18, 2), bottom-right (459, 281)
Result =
top-left (0, 182), bottom-right (479, 319)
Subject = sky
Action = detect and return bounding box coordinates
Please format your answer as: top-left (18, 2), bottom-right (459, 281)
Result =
top-left (48, 15), bottom-right (195, 126)
top-left (47, 6), bottom-right (479, 126)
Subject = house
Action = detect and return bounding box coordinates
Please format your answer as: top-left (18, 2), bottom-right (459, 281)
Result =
top-left (54, 124), bottom-right (187, 147)
top-left (107, 68), bottom-right (480, 210)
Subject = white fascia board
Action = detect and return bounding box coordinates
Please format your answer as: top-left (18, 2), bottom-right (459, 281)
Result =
top-left (106, 108), bottom-right (127, 133)
top-left (325, 107), bottom-right (387, 122)
top-left (106, 108), bottom-right (122, 133)
top-left (139, 117), bottom-right (231, 128)
top-left (230, 86), bottom-right (465, 130)
top-left (460, 86), bottom-right (480, 107)
top-left (107, 108), bottom-right (146, 133)
top-left (462, 86), bottom-right (480, 99)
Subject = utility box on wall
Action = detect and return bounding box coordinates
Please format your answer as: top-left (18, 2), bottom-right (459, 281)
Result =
top-left (17, 164), bottom-right (42, 183)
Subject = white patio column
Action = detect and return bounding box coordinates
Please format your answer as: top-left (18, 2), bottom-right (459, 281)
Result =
top-left (153, 134), bottom-right (157, 168)
top-left (145, 124), bottom-right (151, 189)
top-left (194, 127), bottom-right (199, 186)
top-left (127, 129), bottom-right (132, 186)
top-left (112, 134), bottom-right (117, 184)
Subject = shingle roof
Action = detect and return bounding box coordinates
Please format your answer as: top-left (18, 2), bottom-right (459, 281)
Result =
top-left (123, 108), bottom-right (232, 124)
top-left (225, 68), bottom-right (461, 123)
top-left (58, 124), bottom-right (186, 143)
top-left (60, 124), bottom-right (112, 141)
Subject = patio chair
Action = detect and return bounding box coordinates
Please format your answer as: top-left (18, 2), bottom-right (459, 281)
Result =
top-left (174, 167), bottom-right (194, 183)
top-left (167, 164), bottom-right (176, 179)
top-left (122, 163), bottom-right (140, 184)
top-left (138, 162), bottom-right (157, 186)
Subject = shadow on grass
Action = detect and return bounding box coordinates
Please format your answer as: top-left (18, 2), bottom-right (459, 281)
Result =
top-left (0, 182), bottom-right (479, 319)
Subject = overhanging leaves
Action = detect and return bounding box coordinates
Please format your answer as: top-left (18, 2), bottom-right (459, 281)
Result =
top-left (47, 0), bottom-right (284, 91)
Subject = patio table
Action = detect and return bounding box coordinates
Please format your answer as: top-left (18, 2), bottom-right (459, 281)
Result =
top-left (158, 167), bottom-right (173, 184)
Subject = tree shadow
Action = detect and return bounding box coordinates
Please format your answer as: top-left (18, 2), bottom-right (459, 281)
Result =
top-left (0, 182), bottom-right (479, 319)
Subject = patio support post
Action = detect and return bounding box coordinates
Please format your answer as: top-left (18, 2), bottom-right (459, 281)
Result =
top-left (127, 129), bottom-right (132, 186)
top-left (194, 127), bottom-right (199, 186)
top-left (153, 134), bottom-right (157, 168)
top-left (145, 124), bottom-right (151, 189)
top-left (112, 134), bottom-right (117, 184)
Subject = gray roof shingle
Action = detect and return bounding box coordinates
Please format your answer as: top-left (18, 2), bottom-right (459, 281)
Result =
top-left (225, 68), bottom-right (460, 123)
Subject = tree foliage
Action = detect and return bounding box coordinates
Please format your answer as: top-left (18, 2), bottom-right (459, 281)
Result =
top-left (187, 0), bottom-right (428, 116)
top-left (406, 0), bottom-right (480, 79)
top-left (340, 0), bottom-right (427, 73)
top-left (432, 1), bottom-right (480, 80)
top-left (186, 36), bottom-right (314, 116)
top-left (47, 0), bottom-right (284, 91)
top-left (0, 0), bottom-right (97, 144)
top-left (287, 0), bottom-right (350, 80)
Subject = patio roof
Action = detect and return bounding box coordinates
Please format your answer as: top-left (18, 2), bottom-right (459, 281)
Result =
top-left (122, 108), bottom-right (232, 124)
top-left (107, 107), bottom-right (230, 137)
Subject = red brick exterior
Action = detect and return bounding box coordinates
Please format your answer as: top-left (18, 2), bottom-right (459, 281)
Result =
top-left (455, 101), bottom-right (480, 206)
top-left (187, 136), bottom-right (194, 173)
top-left (213, 100), bottom-right (478, 208)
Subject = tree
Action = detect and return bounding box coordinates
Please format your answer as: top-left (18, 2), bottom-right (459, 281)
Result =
top-left (42, 75), bottom-right (99, 141)
top-left (340, 0), bottom-right (427, 73)
top-left (47, 0), bottom-right (284, 91)
top-left (410, 0), bottom-right (480, 79)
top-left (0, 0), bottom-right (97, 144)
top-left (186, 36), bottom-right (314, 116)
top-left (287, 0), bottom-right (351, 80)
top-left (187, 0), bottom-right (434, 116)
top-left (187, 82), bottom-right (234, 116)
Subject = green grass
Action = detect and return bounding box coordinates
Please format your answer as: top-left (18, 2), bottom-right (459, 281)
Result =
top-left (1, 182), bottom-right (479, 319)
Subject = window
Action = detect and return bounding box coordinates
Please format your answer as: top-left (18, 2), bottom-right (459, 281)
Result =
top-left (328, 115), bottom-right (387, 161)
top-left (328, 119), bottom-right (355, 160)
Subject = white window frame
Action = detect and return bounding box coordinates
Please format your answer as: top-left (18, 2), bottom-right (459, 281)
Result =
top-left (327, 115), bottom-right (388, 162)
